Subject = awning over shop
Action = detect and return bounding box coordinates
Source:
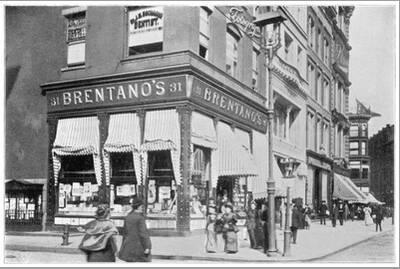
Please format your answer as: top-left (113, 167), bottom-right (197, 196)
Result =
top-left (250, 131), bottom-right (267, 199)
top-left (52, 117), bottom-right (101, 185)
top-left (103, 113), bottom-right (142, 185)
top-left (365, 192), bottom-right (384, 205)
top-left (142, 109), bottom-right (181, 184)
top-left (333, 174), bottom-right (366, 202)
top-left (191, 112), bottom-right (217, 149)
top-left (217, 122), bottom-right (258, 178)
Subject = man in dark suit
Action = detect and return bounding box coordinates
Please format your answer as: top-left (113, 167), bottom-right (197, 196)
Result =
top-left (319, 200), bottom-right (328, 225)
top-left (118, 197), bottom-right (152, 262)
top-left (290, 204), bottom-right (302, 244)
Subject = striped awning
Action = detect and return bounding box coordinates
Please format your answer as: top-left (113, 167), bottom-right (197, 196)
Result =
top-left (142, 109), bottom-right (181, 184)
top-left (250, 131), bottom-right (267, 199)
top-left (333, 174), bottom-right (366, 202)
top-left (52, 116), bottom-right (101, 185)
top-left (365, 192), bottom-right (384, 205)
top-left (103, 113), bottom-right (142, 186)
top-left (217, 122), bottom-right (258, 177)
top-left (191, 112), bottom-right (217, 149)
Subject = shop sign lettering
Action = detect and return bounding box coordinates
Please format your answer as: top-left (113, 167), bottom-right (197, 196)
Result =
top-left (47, 76), bottom-right (186, 112)
top-left (228, 7), bottom-right (259, 38)
top-left (191, 78), bottom-right (268, 133)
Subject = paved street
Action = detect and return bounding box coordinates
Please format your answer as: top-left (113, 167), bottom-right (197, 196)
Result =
top-left (319, 229), bottom-right (395, 263)
top-left (5, 229), bottom-right (395, 264)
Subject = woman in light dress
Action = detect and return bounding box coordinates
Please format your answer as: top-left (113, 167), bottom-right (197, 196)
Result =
top-left (363, 205), bottom-right (373, 226)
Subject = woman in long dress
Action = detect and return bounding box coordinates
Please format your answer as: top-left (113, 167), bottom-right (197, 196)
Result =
top-left (205, 203), bottom-right (218, 253)
top-left (363, 205), bottom-right (373, 226)
top-left (221, 202), bottom-right (238, 254)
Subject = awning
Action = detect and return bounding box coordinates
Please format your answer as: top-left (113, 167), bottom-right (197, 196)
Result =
top-left (6, 179), bottom-right (43, 192)
top-left (103, 113), bottom-right (142, 185)
top-left (249, 131), bottom-right (267, 199)
top-left (52, 117), bottom-right (101, 186)
top-left (217, 122), bottom-right (258, 178)
top-left (365, 192), bottom-right (385, 205)
top-left (333, 174), bottom-right (366, 202)
top-left (191, 112), bottom-right (217, 149)
top-left (142, 109), bottom-right (181, 184)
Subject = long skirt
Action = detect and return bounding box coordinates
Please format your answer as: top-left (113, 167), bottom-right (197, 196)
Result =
top-left (223, 231), bottom-right (238, 253)
top-left (216, 233), bottom-right (225, 252)
top-left (205, 229), bottom-right (217, 253)
top-left (255, 225), bottom-right (264, 248)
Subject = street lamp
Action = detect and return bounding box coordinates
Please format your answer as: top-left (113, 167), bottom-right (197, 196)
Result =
top-left (254, 8), bottom-right (286, 256)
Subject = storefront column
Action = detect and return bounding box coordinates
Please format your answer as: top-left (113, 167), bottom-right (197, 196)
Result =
top-left (98, 112), bottom-right (110, 204)
top-left (46, 116), bottom-right (58, 228)
top-left (137, 109), bottom-right (146, 200)
top-left (176, 105), bottom-right (192, 232)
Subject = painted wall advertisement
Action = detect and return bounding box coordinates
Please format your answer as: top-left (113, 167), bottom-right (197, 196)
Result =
top-left (128, 6), bottom-right (164, 47)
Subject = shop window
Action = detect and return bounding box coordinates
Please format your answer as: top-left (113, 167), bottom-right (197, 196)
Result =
top-left (58, 155), bottom-right (98, 214)
top-left (190, 146), bottom-right (211, 216)
top-left (226, 27), bottom-right (239, 78)
top-left (5, 192), bottom-right (42, 221)
top-left (110, 152), bottom-right (137, 215)
top-left (65, 11), bottom-right (86, 66)
top-left (127, 6), bottom-right (164, 56)
top-left (147, 150), bottom-right (176, 215)
top-left (199, 7), bottom-right (211, 60)
top-left (252, 48), bottom-right (259, 91)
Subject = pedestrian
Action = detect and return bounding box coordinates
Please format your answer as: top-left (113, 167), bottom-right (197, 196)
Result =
top-left (221, 202), bottom-right (239, 254)
top-left (338, 200), bottom-right (345, 226)
top-left (344, 202), bottom-right (349, 222)
top-left (245, 200), bottom-right (258, 249)
top-left (205, 202), bottom-right (218, 253)
top-left (215, 204), bottom-right (225, 252)
top-left (349, 204), bottom-right (355, 221)
top-left (331, 203), bottom-right (339, 227)
top-left (363, 205), bottom-right (373, 226)
top-left (319, 200), bottom-right (328, 225)
top-left (304, 204), bottom-right (312, 230)
top-left (279, 201), bottom-right (285, 230)
top-left (374, 205), bottom-right (384, 232)
top-left (260, 202), bottom-right (269, 253)
top-left (290, 204), bottom-right (302, 244)
top-left (118, 197), bottom-right (152, 262)
top-left (255, 202), bottom-right (265, 250)
top-left (78, 204), bottom-right (119, 262)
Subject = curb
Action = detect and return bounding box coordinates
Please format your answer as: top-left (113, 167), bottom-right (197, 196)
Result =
top-left (5, 229), bottom-right (393, 263)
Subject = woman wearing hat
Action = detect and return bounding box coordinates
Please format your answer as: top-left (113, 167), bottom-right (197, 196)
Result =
top-left (221, 202), bottom-right (238, 253)
top-left (205, 201), bottom-right (218, 253)
top-left (78, 204), bottom-right (119, 262)
top-left (118, 196), bottom-right (152, 262)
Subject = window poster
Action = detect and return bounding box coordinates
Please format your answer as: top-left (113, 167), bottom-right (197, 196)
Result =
top-left (91, 184), bottom-right (98, 193)
top-left (128, 6), bottom-right (164, 47)
top-left (148, 180), bottom-right (156, 204)
top-left (72, 182), bottom-right (81, 196)
top-left (158, 186), bottom-right (171, 201)
top-left (27, 203), bottom-right (35, 211)
top-left (9, 198), bottom-right (16, 210)
top-left (83, 182), bottom-right (91, 197)
top-left (117, 184), bottom-right (136, 196)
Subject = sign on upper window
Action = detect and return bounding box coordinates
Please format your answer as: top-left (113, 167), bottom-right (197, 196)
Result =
top-left (128, 6), bottom-right (164, 55)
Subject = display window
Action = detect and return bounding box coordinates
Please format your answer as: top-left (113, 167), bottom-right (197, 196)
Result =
top-left (5, 192), bottom-right (42, 220)
top-left (146, 150), bottom-right (176, 215)
top-left (109, 152), bottom-right (137, 215)
top-left (58, 155), bottom-right (99, 214)
top-left (190, 146), bottom-right (211, 217)
top-left (216, 176), bottom-right (248, 215)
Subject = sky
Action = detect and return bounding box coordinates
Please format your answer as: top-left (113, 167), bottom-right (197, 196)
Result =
top-left (348, 5), bottom-right (397, 137)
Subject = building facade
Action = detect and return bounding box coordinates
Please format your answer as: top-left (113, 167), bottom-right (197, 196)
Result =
top-left (369, 125), bottom-right (394, 207)
top-left (348, 100), bottom-right (380, 192)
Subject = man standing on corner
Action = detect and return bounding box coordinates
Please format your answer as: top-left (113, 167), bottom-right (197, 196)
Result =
top-left (319, 200), bottom-right (328, 225)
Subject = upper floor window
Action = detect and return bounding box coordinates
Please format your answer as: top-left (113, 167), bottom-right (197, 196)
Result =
top-left (65, 11), bottom-right (86, 66)
top-left (284, 32), bottom-right (293, 64)
top-left (323, 77), bottom-right (330, 110)
top-left (316, 28), bottom-right (321, 54)
top-left (350, 141), bottom-right (359, 155)
top-left (316, 72), bottom-right (322, 103)
top-left (199, 7), bottom-right (211, 60)
top-left (226, 27), bottom-right (239, 78)
top-left (350, 125), bottom-right (359, 137)
top-left (252, 47), bottom-right (259, 91)
top-left (307, 61), bottom-right (315, 98)
top-left (308, 16), bottom-right (315, 48)
top-left (128, 6), bottom-right (164, 56)
top-left (324, 38), bottom-right (330, 65)
top-left (361, 123), bottom-right (367, 137)
top-left (361, 141), bottom-right (367, 155)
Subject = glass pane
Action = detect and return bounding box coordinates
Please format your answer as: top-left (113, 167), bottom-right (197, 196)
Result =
top-left (67, 42), bottom-right (85, 65)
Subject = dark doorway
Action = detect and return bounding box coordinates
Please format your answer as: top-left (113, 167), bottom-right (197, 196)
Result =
top-left (313, 169), bottom-right (321, 209)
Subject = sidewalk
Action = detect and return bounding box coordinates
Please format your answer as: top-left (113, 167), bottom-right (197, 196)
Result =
top-left (5, 219), bottom-right (394, 263)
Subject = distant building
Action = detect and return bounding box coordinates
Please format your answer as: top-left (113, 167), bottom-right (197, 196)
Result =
top-left (347, 99), bottom-right (380, 192)
top-left (369, 124), bottom-right (394, 206)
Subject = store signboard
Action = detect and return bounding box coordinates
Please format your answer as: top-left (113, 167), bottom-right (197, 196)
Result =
top-left (191, 77), bottom-right (268, 133)
top-left (47, 75), bottom-right (187, 112)
top-left (128, 6), bottom-right (164, 47)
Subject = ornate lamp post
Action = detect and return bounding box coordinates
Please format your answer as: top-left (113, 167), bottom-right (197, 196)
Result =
top-left (254, 8), bottom-right (286, 256)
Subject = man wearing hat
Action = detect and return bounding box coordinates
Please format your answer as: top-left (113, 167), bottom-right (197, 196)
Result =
top-left (118, 196), bottom-right (152, 262)
top-left (205, 201), bottom-right (218, 253)
top-left (245, 200), bottom-right (258, 249)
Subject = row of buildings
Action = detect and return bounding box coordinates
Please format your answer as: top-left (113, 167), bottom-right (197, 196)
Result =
top-left (6, 5), bottom-right (389, 233)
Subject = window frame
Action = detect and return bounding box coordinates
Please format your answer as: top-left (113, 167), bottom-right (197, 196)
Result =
top-left (65, 11), bottom-right (87, 67)
top-left (199, 7), bottom-right (212, 60)
top-left (225, 26), bottom-right (240, 79)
